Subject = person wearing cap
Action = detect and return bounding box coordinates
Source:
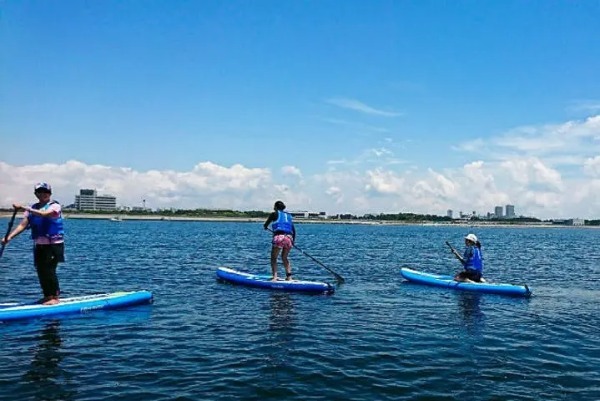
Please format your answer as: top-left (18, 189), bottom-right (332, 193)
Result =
top-left (263, 200), bottom-right (296, 281)
top-left (450, 233), bottom-right (484, 282)
top-left (1, 183), bottom-right (65, 305)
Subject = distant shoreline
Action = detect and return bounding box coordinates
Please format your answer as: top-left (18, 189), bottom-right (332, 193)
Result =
top-left (0, 212), bottom-right (596, 228)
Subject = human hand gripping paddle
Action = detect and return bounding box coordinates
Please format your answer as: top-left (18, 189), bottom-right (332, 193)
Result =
top-left (0, 208), bottom-right (18, 259)
top-left (445, 241), bottom-right (465, 266)
top-left (267, 228), bottom-right (345, 284)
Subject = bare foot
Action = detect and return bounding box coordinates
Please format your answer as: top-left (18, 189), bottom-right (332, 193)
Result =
top-left (42, 298), bottom-right (60, 305)
top-left (271, 276), bottom-right (279, 282)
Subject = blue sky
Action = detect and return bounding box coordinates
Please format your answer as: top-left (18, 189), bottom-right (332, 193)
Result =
top-left (1, 1), bottom-right (600, 219)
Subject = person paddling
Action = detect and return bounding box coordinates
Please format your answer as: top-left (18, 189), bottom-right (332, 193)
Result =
top-left (263, 201), bottom-right (296, 281)
top-left (450, 233), bottom-right (484, 283)
top-left (1, 183), bottom-right (65, 305)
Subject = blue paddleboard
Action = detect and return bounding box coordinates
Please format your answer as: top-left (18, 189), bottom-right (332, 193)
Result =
top-left (217, 267), bottom-right (334, 294)
top-left (400, 267), bottom-right (531, 297)
top-left (0, 290), bottom-right (153, 322)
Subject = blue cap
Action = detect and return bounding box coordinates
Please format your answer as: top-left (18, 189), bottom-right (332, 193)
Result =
top-left (34, 182), bottom-right (52, 193)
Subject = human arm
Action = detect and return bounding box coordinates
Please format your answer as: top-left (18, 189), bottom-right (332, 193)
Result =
top-left (13, 203), bottom-right (60, 218)
top-left (1, 217), bottom-right (29, 244)
top-left (263, 212), bottom-right (276, 230)
top-left (445, 241), bottom-right (466, 265)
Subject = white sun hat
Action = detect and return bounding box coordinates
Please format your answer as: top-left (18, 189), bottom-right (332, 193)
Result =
top-left (464, 233), bottom-right (478, 243)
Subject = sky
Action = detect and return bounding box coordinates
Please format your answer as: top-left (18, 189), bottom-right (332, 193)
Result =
top-left (1, 1), bottom-right (600, 219)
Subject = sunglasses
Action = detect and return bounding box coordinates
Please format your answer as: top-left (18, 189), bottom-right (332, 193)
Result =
top-left (34, 190), bottom-right (51, 195)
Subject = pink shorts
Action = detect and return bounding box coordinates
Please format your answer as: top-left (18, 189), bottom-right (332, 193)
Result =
top-left (272, 234), bottom-right (293, 250)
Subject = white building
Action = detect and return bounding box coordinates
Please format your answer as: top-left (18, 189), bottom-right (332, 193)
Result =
top-left (75, 189), bottom-right (117, 211)
top-left (289, 211), bottom-right (327, 219)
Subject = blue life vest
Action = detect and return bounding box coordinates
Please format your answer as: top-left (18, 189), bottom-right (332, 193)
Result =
top-left (463, 246), bottom-right (483, 273)
top-left (29, 201), bottom-right (64, 240)
top-left (272, 211), bottom-right (293, 234)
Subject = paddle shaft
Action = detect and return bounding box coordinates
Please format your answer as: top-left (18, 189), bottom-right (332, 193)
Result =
top-left (266, 228), bottom-right (345, 284)
top-left (0, 208), bottom-right (18, 259)
top-left (445, 241), bottom-right (464, 264)
top-left (292, 243), bottom-right (345, 284)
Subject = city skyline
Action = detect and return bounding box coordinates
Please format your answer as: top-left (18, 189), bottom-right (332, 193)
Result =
top-left (63, 187), bottom-right (583, 222)
top-left (1, 2), bottom-right (599, 220)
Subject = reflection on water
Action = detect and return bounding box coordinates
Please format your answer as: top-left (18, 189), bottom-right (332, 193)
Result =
top-left (2, 222), bottom-right (598, 400)
top-left (264, 293), bottom-right (297, 375)
top-left (457, 292), bottom-right (485, 337)
top-left (22, 320), bottom-right (75, 401)
top-left (268, 293), bottom-right (296, 333)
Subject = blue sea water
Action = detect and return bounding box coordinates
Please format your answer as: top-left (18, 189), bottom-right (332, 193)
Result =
top-left (0, 219), bottom-right (598, 401)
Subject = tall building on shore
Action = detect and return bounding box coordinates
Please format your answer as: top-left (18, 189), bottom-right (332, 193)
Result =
top-left (447, 209), bottom-right (453, 219)
top-left (506, 204), bottom-right (515, 218)
top-left (75, 189), bottom-right (117, 211)
top-left (494, 206), bottom-right (503, 218)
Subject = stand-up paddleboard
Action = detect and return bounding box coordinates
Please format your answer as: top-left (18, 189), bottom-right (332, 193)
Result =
top-left (217, 267), bottom-right (334, 294)
top-left (400, 267), bottom-right (531, 297)
top-left (0, 291), bottom-right (153, 322)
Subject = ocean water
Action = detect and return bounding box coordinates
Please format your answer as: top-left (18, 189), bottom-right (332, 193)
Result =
top-left (0, 219), bottom-right (598, 401)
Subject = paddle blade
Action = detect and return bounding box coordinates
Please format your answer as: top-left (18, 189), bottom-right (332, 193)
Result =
top-left (0, 208), bottom-right (18, 260)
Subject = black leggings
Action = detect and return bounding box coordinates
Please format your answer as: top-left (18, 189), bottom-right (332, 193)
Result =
top-left (34, 243), bottom-right (64, 297)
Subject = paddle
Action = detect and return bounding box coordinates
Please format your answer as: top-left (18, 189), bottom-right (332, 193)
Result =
top-left (266, 228), bottom-right (345, 284)
top-left (445, 241), bottom-right (464, 265)
top-left (0, 208), bottom-right (18, 259)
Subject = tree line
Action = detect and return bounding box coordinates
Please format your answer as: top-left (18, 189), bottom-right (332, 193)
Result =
top-left (1, 208), bottom-right (598, 225)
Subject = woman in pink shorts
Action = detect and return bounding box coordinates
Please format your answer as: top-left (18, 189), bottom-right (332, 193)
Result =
top-left (263, 200), bottom-right (296, 281)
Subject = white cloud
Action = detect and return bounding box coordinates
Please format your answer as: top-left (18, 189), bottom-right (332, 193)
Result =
top-left (493, 115), bottom-right (600, 157)
top-left (326, 98), bottom-right (402, 117)
top-left (321, 117), bottom-right (390, 133)
top-left (0, 160), bottom-right (275, 210)
top-left (453, 138), bottom-right (485, 153)
top-left (568, 100), bottom-right (600, 114)
top-left (365, 169), bottom-right (405, 194)
top-left (281, 165), bottom-right (302, 178)
top-left (499, 157), bottom-right (563, 191)
top-left (583, 156), bottom-right (600, 177)
top-left (326, 147), bottom-right (407, 168)
top-left (369, 148), bottom-right (393, 158)
top-left (3, 115), bottom-right (600, 219)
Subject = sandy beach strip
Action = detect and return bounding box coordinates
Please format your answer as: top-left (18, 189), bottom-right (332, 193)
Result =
top-left (0, 212), bottom-right (594, 228)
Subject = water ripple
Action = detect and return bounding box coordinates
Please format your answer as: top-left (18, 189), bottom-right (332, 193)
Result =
top-left (1, 221), bottom-right (599, 400)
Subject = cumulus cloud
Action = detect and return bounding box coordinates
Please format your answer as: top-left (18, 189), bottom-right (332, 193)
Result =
top-left (281, 165), bottom-right (302, 178)
top-left (365, 169), bottom-right (405, 195)
top-left (0, 160), bottom-right (275, 210)
top-left (3, 114), bottom-right (600, 219)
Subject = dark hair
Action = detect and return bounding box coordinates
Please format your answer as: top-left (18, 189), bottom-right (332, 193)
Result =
top-left (274, 200), bottom-right (286, 211)
top-left (475, 240), bottom-right (481, 249)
